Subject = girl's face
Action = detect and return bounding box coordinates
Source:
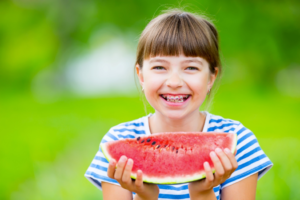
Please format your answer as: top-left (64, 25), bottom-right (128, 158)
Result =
top-left (136, 54), bottom-right (218, 120)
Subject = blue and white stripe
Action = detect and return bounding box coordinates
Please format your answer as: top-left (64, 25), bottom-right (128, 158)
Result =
top-left (85, 112), bottom-right (273, 199)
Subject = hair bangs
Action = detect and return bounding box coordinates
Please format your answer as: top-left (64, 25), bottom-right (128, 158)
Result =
top-left (138, 12), bottom-right (219, 70)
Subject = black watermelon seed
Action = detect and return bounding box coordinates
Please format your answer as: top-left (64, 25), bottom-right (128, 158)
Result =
top-left (137, 137), bottom-right (140, 141)
top-left (141, 140), bottom-right (145, 143)
top-left (147, 138), bottom-right (151, 142)
top-left (151, 141), bottom-right (156, 145)
top-left (172, 146), bottom-right (175, 151)
top-left (164, 145), bottom-right (167, 148)
top-left (157, 145), bottom-right (160, 149)
top-left (176, 150), bottom-right (178, 153)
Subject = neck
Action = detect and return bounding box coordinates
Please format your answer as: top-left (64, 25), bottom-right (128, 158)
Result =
top-left (149, 110), bottom-right (206, 134)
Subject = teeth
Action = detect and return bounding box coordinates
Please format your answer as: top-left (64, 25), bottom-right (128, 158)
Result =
top-left (163, 95), bottom-right (188, 102)
top-left (179, 96), bottom-right (183, 102)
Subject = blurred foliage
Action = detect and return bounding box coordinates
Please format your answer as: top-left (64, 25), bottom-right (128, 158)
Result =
top-left (0, 0), bottom-right (300, 89)
top-left (0, 0), bottom-right (300, 200)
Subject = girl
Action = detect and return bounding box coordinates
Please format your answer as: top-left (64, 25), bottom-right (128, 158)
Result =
top-left (85, 9), bottom-right (272, 200)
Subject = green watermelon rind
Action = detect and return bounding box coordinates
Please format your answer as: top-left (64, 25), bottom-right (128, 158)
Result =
top-left (100, 132), bottom-right (237, 185)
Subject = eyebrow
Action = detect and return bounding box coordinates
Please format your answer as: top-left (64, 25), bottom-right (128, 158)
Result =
top-left (149, 59), bottom-right (169, 64)
top-left (182, 59), bottom-right (204, 66)
top-left (149, 58), bottom-right (204, 66)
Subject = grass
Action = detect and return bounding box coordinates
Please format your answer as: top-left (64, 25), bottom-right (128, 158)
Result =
top-left (1, 83), bottom-right (299, 199)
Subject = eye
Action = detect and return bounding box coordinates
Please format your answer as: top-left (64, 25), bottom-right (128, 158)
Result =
top-left (153, 66), bottom-right (165, 70)
top-left (186, 66), bottom-right (199, 71)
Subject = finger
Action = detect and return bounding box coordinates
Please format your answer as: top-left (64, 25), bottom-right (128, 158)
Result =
top-left (135, 170), bottom-right (144, 189)
top-left (122, 158), bottom-right (133, 184)
top-left (215, 148), bottom-right (233, 173)
top-left (224, 148), bottom-right (238, 171)
top-left (114, 156), bottom-right (127, 181)
top-left (107, 159), bottom-right (117, 179)
top-left (203, 162), bottom-right (214, 187)
top-left (210, 151), bottom-right (224, 182)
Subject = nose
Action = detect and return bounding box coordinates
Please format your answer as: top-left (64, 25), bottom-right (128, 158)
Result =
top-left (166, 71), bottom-right (184, 88)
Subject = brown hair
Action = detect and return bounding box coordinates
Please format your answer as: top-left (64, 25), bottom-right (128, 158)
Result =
top-left (135, 8), bottom-right (221, 76)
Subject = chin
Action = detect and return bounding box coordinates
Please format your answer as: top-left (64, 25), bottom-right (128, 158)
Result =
top-left (160, 110), bottom-right (190, 120)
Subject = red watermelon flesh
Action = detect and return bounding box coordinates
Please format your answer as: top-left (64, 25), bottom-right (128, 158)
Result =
top-left (101, 132), bottom-right (237, 184)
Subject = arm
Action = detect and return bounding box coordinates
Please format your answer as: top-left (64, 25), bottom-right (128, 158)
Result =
top-left (188, 173), bottom-right (258, 200)
top-left (102, 182), bottom-right (132, 200)
top-left (221, 173), bottom-right (258, 200)
top-left (102, 181), bottom-right (160, 200)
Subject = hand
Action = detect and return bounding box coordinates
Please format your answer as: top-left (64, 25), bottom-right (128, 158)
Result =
top-left (107, 155), bottom-right (159, 200)
top-left (188, 148), bottom-right (238, 198)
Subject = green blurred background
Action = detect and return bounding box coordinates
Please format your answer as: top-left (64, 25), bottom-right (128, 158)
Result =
top-left (1, 0), bottom-right (300, 199)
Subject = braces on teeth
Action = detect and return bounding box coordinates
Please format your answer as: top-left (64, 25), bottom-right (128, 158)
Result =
top-left (162, 95), bottom-right (188, 103)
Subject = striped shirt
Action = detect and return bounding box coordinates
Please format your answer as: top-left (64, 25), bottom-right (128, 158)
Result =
top-left (85, 112), bottom-right (273, 200)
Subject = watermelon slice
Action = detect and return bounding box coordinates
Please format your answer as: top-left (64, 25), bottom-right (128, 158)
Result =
top-left (101, 132), bottom-right (237, 184)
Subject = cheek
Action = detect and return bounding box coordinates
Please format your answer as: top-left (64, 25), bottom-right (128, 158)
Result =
top-left (144, 73), bottom-right (165, 91)
top-left (184, 74), bottom-right (209, 93)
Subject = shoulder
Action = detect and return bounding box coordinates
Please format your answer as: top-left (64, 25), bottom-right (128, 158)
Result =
top-left (206, 112), bottom-right (252, 136)
top-left (101, 115), bottom-right (150, 144)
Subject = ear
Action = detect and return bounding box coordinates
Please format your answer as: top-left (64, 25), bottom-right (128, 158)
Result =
top-left (208, 67), bottom-right (219, 90)
top-left (136, 64), bottom-right (144, 87)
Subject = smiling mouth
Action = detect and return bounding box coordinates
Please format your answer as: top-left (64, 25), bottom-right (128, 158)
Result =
top-left (160, 94), bottom-right (191, 103)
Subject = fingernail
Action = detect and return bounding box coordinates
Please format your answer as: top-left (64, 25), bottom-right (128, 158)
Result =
top-left (110, 160), bottom-right (115, 165)
top-left (224, 148), bottom-right (231, 154)
top-left (119, 156), bottom-right (127, 162)
top-left (127, 159), bottom-right (133, 165)
top-left (210, 151), bottom-right (217, 158)
top-left (215, 148), bottom-right (222, 153)
top-left (204, 162), bottom-right (210, 168)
